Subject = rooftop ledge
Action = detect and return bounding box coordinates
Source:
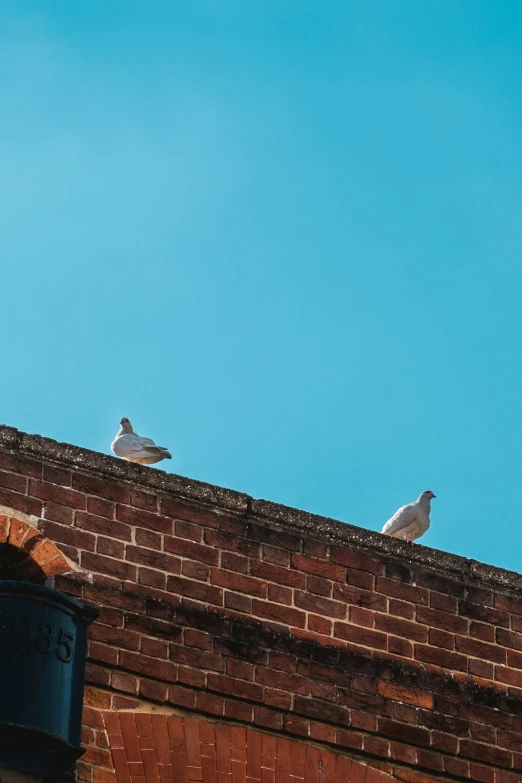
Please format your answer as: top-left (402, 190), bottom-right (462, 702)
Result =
top-left (0, 423), bottom-right (519, 597)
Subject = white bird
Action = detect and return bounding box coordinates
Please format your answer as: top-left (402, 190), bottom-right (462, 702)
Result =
top-left (381, 490), bottom-right (436, 544)
top-left (111, 418), bottom-right (172, 465)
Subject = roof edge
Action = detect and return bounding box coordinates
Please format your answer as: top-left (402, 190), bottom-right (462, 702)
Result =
top-left (1, 424), bottom-right (521, 596)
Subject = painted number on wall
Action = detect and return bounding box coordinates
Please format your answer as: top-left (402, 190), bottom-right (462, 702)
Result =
top-left (0, 614), bottom-right (75, 662)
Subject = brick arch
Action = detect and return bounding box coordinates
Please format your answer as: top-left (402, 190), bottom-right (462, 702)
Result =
top-left (102, 714), bottom-right (400, 783)
top-left (0, 514), bottom-right (71, 580)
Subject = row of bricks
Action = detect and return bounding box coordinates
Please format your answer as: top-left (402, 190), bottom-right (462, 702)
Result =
top-left (80, 688), bottom-right (522, 783)
top-left (77, 553), bottom-right (522, 662)
top-left (80, 576), bottom-right (522, 676)
top-left (88, 665), bottom-right (522, 754)
top-left (4, 453), bottom-right (522, 617)
top-left (43, 522), bottom-right (522, 645)
top-left (82, 672), bottom-right (522, 779)
top-left (38, 509), bottom-right (522, 640)
top-left (86, 604), bottom-right (522, 690)
top-left (84, 653), bottom-right (522, 756)
top-left (74, 578), bottom-right (522, 705)
top-left (86, 619), bottom-right (522, 733)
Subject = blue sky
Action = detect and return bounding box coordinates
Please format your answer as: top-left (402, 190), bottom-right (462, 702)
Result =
top-left (1, 1), bottom-right (521, 571)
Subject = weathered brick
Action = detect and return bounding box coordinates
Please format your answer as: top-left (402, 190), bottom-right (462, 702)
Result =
top-left (225, 592), bottom-right (252, 613)
top-left (268, 583), bottom-right (292, 605)
top-left (306, 575), bottom-right (332, 597)
top-left (227, 659), bottom-right (254, 681)
top-left (428, 627), bottom-right (454, 650)
top-left (497, 628), bottom-right (522, 652)
top-left (76, 511), bottom-right (132, 541)
top-left (117, 504), bottom-right (173, 533)
top-left (140, 637), bottom-right (169, 659)
top-left (294, 591), bottom-right (346, 619)
top-left (414, 644), bottom-right (467, 672)
top-left (349, 606), bottom-right (374, 627)
top-left (97, 536), bottom-right (125, 559)
top-left (90, 624), bottom-right (140, 651)
top-left (308, 614), bottom-right (332, 635)
top-left (167, 575), bottom-right (223, 605)
top-left (0, 488), bottom-right (42, 516)
top-left (0, 469), bottom-right (27, 493)
top-left (205, 529), bottom-right (259, 557)
top-left (495, 666), bottom-right (522, 687)
top-left (496, 594), bottom-right (522, 616)
top-left (43, 502), bottom-right (74, 525)
top-left (0, 451), bottom-right (41, 478)
top-left (251, 599), bottom-right (306, 628)
top-left (29, 479), bottom-right (86, 509)
top-left (182, 560), bottom-right (209, 581)
top-left (459, 600), bottom-right (509, 628)
top-left (43, 464), bottom-right (71, 487)
top-left (470, 621), bottom-right (495, 642)
top-left (456, 635), bottom-right (507, 664)
top-left (126, 545), bottom-right (181, 574)
top-left (385, 561), bottom-right (414, 583)
top-left (469, 658), bottom-right (494, 679)
top-left (460, 740), bottom-right (512, 768)
top-left (292, 553), bottom-right (345, 581)
top-left (207, 673), bottom-right (263, 702)
top-left (211, 568), bottom-right (267, 598)
top-left (167, 683), bottom-right (197, 709)
top-left (378, 718), bottom-right (430, 746)
top-left (251, 559), bottom-right (306, 589)
top-left (261, 544), bottom-right (289, 566)
top-left (345, 568), bottom-right (374, 590)
top-left (120, 650), bottom-right (177, 681)
top-left (160, 498), bottom-right (221, 527)
top-left (415, 570), bottom-right (465, 597)
top-left (334, 622), bottom-right (387, 650)
top-left (389, 599), bottom-right (414, 619)
top-left (247, 522), bottom-right (301, 552)
top-left (416, 605), bottom-right (469, 634)
top-left (88, 641), bottom-right (119, 666)
top-left (294, 696), bottom-right (350, 726)
top-left (378, 681), bottom-right (433, 708)
top-left (363, 735), bottom-right (390, 758)
top-left (255, 667), bottom-right (310, 695)
top-left (111, 672), bottom-right (138, 694)
top-left (388, 636), bottom-right (413, 658)
top-left (303, 540), bottom-right (327, 559)
top-left (87, 496), bottom-right (114, 519)
top-left (135, 528), bottom-right (162, 549)
top-left (81, 552), bottom-right (137, 581)
top-left (40, 520), bottom-right (95, 551)
top-left (376, 577), bottom-right (428, 604)
top-left (165, 535), bottom-right (219, 565)
top-left (138, 567), bottom-right (166, 589)
top-left (72, 473), bottom-right (130, 503)
top-left (374, 613), bottom-right (428, 643)
top-left (330, 547), bottom-right (382, 574)
top-left (333, 583), bottom-right (387, 611)
top-left (429, 591), bottom-right (457, 613)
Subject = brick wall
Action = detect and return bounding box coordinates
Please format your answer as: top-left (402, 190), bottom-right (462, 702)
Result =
top-left (1, 427), bottom-right (522, 783)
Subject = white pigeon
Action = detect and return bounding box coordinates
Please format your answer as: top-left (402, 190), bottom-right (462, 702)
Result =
top-left (111, 418), bottom-right (172, 465)
top-left (381, 490), bottom-right (436, 544)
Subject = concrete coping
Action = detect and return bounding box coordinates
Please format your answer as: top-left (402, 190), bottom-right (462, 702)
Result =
top-left (0, 424), bottom-right (520, 596)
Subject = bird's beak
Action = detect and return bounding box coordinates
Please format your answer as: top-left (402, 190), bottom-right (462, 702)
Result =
top-left (432, 494), bottom-right (436, 498)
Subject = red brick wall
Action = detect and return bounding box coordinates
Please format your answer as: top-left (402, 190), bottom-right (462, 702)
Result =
top-left (1, 442), bottom-right (522, 783)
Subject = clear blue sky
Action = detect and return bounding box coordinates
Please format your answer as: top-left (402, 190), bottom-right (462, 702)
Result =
top-left (1, 1), bottom-right (521, 571)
